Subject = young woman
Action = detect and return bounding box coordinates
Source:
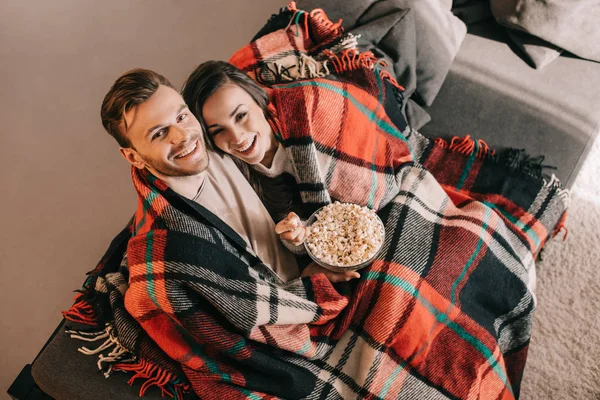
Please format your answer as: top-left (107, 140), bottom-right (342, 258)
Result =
top-left (181, 60), bottom-right (412, 247)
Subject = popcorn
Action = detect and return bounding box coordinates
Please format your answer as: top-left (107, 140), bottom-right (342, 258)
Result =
top-left (305, 202), bottom-right (385, 267)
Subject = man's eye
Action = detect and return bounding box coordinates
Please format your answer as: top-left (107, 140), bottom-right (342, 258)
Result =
top-left (152, 129), bottom-right (167, 140)
top-left (177, 113), bottom-right (188, 123)
top-left (235, 112), bottom-right (247, 122)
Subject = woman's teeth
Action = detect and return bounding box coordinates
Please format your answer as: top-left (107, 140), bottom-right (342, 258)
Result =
top-left (175, 142), bottom-right (197, 159)
top-left (237, 136), bottom-right (256, 154)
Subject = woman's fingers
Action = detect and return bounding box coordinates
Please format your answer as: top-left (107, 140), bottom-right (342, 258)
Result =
top-left (281, 227), bottom-right (303, 242)
top-left (290, 227), bottom-right (307, 246)
top-left (276, 212), bottom-right (307, 245)
top-left (275, 212), bottom-right (301, 234)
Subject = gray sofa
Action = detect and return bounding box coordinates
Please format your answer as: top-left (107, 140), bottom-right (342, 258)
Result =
top-left (9, 9), bottom-right (600, 400)
top-left (421, 20), bottom-right (600, 189)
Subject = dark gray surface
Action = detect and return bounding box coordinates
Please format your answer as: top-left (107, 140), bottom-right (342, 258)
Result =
top-left (30, 320), bottom-right (197, 400)
top-left (421, 21), bottom-right (600, 189)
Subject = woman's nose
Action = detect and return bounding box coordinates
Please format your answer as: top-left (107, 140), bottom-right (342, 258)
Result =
top-left (228, 126), bottom-right (245, 144)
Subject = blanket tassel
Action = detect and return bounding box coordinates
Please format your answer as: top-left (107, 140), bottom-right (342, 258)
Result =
top-left (62, 292), bottom-right (98, 326)
top-left (67, 324), bottom-right (190, 397)
top-left (544, 174), bottom-right (571, 206)
top-left (552, 211), bottom-right (569, 241)
top-left (449, 135), bottom-right (493, 159)
top-left (286, 2), bottom-right (343, 45)
top-left (285, 3), bottom-right (309, 38)
top-left (113, 359), bottom-right (191, 399)
top-left (436, 136), bottom-right (571, 186)
top-left (323, 49), bottom-right (405, 91)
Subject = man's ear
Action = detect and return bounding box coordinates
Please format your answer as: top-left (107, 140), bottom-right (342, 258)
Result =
top-left (120, 147), bottom-right (145, 169)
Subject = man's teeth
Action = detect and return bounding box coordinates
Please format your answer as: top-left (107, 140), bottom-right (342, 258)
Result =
top-left (238, 137), bottom-right (255, 153)
top-left (176, 142), bottom-right (197, 158)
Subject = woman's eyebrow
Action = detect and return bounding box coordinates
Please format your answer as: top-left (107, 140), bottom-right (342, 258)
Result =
top-left (229, 104), bottom-right (242, 118)
top-left (207, 104), bottom-right (243, 128)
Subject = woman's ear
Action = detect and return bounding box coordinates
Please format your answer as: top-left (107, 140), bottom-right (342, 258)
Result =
top-left (119, 147), bottom-right (145, 169)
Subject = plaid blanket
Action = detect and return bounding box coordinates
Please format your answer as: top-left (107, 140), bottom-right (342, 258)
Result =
top-left (64, 3), bottom-right (569, 399)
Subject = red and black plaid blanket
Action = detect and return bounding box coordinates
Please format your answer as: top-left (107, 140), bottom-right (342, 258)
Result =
top-left (64, 3), bottom-right (568, 399)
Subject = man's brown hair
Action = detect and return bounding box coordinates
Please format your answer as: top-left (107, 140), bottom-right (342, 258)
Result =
top-left (100, 68), bottom-right (174, 148)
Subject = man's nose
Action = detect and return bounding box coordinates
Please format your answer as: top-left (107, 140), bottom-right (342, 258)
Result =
top-left (170, 125), bottom-right (189, 144)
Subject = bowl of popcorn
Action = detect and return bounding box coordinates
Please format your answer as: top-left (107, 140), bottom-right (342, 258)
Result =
top-left (304, 202), bottom-right (385, 272)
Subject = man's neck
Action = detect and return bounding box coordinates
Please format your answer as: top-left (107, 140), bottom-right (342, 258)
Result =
top-left (150, 169), bottom-right (207, 200)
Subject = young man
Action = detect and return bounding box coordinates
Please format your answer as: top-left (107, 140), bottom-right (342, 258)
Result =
top-left (101, 68), bottom-right (358, 284)
top-left (86, 68), bottom-right (359, 398)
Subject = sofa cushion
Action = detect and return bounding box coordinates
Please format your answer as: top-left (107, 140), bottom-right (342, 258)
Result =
top-left (505, 29), bottom-right (563, 69)
top-left (490, 0), bottom-right (600, 63)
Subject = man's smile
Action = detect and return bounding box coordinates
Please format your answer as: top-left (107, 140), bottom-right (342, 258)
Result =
top-left (174, 139), bottom-right (199, 159)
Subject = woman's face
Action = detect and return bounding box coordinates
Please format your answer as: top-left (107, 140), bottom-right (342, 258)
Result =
top-left (202, 83), bottom-right (276, 166)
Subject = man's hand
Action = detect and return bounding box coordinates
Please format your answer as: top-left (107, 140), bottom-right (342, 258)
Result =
top-left (301, 262), bottom-right (360, 283)
top-left (275, 212), bottom-right (308, 246)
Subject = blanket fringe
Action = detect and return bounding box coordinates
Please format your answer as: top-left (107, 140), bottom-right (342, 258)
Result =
top-left (298, 53), bottom-right (330, 79)
top-left (113, 359), bottom-right (191, 398)
top-left (66, 323), bottom-right (135, 377)
top-left (434, 135), bottom-right (570, 184)
top-left (308, 8), bottom-right (343, 37)
top-left (544, 174), bottom-right (571, 206)
top-left (326, 33), bottom-right (360, 55)
top-left (552, 211), bottom-right (569, 241)
top-left (286, 2), bottom-right (343, 43)
top-left (323, 49), bottom-right (405, 91)
top-left (255, 53), bottom-right (330, 85)
top-left (435, 135), bottom-right (494, 159)
top-left (67, 323), bottom-right (190, 398)
top-left (285, 3), bottom-right (309, 38)
top-left (62, 292), bottom-right (98, 326)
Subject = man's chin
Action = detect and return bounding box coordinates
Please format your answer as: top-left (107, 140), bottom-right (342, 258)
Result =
top-left (148, 160), bottom-right (208, 179)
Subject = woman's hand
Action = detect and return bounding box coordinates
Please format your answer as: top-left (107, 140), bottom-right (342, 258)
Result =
top-left (301, 262), bottom-right (360, 283)
top-left (275, 212), bottom-right (308, 246)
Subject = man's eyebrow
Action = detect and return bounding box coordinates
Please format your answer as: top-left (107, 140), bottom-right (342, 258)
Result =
top-left (145, 104), bottom-right (188, 136)
top-left (207, 104), bottom-right (242, 129)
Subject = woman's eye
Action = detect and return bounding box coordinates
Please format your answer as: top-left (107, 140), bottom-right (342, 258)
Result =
top-left (235, 112), bottom-right (247, 122)
top-left (210, 129), bottom-right (222, 136)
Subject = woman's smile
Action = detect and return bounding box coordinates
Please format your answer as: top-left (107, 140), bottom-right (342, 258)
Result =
top-left (234, 135), bottom-right (257, 155)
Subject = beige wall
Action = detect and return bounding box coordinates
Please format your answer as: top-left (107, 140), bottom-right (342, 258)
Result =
top-left (0, 0), bottom-right (284, 392)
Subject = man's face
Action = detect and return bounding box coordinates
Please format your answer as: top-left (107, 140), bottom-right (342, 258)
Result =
top-left (120, 85), bottom-right (208, 178)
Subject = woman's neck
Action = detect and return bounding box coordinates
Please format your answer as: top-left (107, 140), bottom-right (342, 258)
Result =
top-left (260, 122), bottom-right (280, 169)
